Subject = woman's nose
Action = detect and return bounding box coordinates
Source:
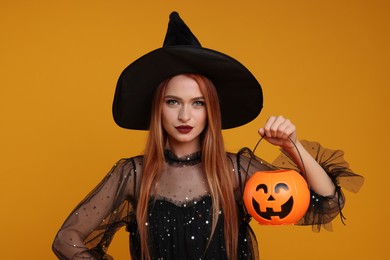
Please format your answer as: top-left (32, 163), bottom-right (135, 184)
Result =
top-left (178, 105), bottom-right (190, 122)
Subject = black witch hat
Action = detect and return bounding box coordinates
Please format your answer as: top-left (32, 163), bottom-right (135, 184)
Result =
top-left (113, 12), bottom-right (263, 130)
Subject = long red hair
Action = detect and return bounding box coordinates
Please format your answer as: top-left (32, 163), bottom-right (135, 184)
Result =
top-left (137, 74), bottom-right (238, 259)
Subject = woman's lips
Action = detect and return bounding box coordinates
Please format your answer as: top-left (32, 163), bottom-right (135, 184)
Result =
top-left (175, 125), bottom-right (193, 134)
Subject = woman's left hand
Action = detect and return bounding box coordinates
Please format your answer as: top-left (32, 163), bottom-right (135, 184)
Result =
top-left (258, 115), bottom-right (297, 151)
top-left (259, 115), bottom-right (336, 196)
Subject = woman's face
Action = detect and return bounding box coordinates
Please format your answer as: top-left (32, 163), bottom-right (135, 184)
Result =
top-left (162, 74), bottom-right (207, 152)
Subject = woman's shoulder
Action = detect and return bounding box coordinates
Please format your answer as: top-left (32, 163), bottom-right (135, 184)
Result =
top-left (225, 152), bottom-right (238, 165)
top-left (226, 151), bottom-right (237, 158)
top-left (108, 155), bottom-right (144, 198)
top-left (119, 154), bottom-right (144, 163)
top-left (225, 150), bottom-right (254, 165)
top-left (112, 155), bottom-right (144, 173)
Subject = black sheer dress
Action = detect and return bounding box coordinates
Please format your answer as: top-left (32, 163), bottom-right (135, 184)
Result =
top-left (52, 140), bottom-right (363, 259)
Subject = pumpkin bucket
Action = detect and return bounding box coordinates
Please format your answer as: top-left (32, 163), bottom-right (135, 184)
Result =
top-left (243, 136), bottom-right (311, 225)
top-left (243, 169), bottom-right (310, 225)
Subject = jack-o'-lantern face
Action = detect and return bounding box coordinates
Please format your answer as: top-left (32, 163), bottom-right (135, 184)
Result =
top-left (252, 182), bottom-right (293, 220)
top-left (244, 170), bottom-right (310, 225)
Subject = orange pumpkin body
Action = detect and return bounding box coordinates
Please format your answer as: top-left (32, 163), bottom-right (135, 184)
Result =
top-left (243, 170), bottom-right (310, 225)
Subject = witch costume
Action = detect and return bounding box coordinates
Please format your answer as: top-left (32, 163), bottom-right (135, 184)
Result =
top-left (52, 12), bottom-right (364, 260)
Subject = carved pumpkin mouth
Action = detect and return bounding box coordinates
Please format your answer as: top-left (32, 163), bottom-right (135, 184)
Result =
top-left (252, 196), bottom-right (294, 220)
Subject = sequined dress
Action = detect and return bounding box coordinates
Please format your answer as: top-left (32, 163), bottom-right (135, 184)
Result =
top-left (52, 140), bottom-right (364, 259)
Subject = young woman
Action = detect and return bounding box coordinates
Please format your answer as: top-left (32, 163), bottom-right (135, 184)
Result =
top-left (52, 12), bottom-right (363, 260)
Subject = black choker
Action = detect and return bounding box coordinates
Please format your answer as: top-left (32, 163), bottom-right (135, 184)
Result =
top-left (164, 149), bottom-right (202, 167)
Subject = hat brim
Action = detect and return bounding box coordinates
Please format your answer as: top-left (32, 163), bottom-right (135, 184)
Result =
top-left (113, 46), bottom-right (263, 130)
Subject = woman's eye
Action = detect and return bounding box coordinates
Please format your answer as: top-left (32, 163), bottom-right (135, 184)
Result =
top-left (166, 99), bottom-right (178, 105)
top-left (193, 100), bottom-right (205, 106)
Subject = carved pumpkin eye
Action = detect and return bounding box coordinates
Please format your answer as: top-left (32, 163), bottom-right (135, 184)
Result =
top-left (274, 183), bottom-right (288, 193)
top-left (256, 184), bottom-right (268, 193)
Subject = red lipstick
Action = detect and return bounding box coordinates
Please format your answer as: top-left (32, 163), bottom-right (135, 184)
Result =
top-left (175, 125), bottom-right (193, 134)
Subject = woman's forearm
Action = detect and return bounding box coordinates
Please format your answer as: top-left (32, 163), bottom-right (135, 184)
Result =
top-left (283, 140), bottom-right (335, 196)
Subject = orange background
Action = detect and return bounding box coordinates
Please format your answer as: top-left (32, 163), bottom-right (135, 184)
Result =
top-left (1, 0), bottom-right (388, 259)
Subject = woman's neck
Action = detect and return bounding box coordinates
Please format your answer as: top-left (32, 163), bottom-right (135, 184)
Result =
top-left (166, 139), bottom-right (201, 157)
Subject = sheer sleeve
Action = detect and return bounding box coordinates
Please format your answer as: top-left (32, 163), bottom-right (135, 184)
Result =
top-left (234, 147), bottom-right (278, 190)
top-left (272, 140), bottom-right (364, 231)
top-left (235, 140), bottom-right (364, 231)
top-left (52, 157), bottom-right (140, 259)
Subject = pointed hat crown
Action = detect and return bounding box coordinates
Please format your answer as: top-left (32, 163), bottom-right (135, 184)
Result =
top-left (163, 12), bottom-right (202, 47)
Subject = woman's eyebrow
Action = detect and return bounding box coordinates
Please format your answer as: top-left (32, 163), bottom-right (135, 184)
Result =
top-left (164, 95), bottom-right (204, 101)
top-left (192, 96), bottom-right (205, 101)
